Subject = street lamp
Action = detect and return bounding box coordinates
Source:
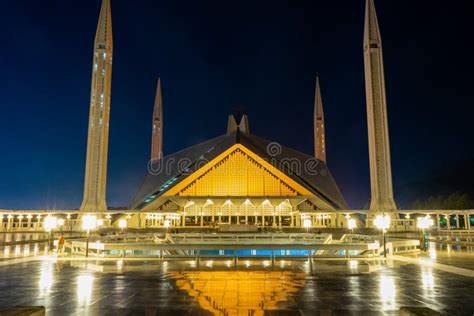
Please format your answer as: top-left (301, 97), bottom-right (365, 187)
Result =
top-left (374, 214), bottom-right (391, 258)
top-left (417, 215), bottom-right (434, 251)
top-left (82, 215), bottom-right (97, 258)
top-left (347, 218), bottom-right (357, 234)
top-left (44, 215), bottom-right (58, 252)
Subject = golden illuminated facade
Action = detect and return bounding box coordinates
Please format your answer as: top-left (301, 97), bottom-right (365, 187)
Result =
top-left (314, 76), bottom-right (326, 163)
top-left (80, 0), bottom-right (113, 212)
top-left (131, 116), bottom-right (347, 228)
top-left (364, 0), bottom-right (397, 211)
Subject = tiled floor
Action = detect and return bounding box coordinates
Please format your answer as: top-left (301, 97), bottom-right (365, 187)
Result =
top-left (0, 258), bottom-right (473, 315)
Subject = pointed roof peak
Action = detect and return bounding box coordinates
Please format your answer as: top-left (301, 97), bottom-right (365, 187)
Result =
top-left (364, 0), bottom-right (381, 46)
top-left (314, 76), bottom-right (324, 118)
top-left (226, 114), bottom-right (250, 135)
top-left (95, 0), bottom-right (112, 48)
top-left (227, 115), bottom-right (238, 134)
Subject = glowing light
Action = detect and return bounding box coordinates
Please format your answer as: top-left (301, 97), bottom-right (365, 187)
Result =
top-left (57, 218), bottom-right (65, 226)
top-left (4, 246), bottom-right (10, 257)
top-left (82, 215), bottom-right (97, 231)
top-left (43, 216), bottom-right (58, 232)
top-left (347, 218), bottom-right (357, 230)
top-left (303, 219), bottom-right (312, 228)
top-left (163, 219), bottom-right (171, 228)
top-left (379, 276), bottom-right (396, 310)
top-left (374, 215), bottom-right (391, 230)
top-left (417, 216), bottom-right (434, 230)
top-left (39, 262), bottom-right (54, 293)
top-left (421, 269), bottom-right (434, 291)
top-left (23, 245), bottom-right (30, 256)
top-left (105, 214), bottom-right (112, 219)
top-left (96, 219), bottom-right (104, 226)
top-left (77, 275), bottom-right (94, 305)
top-left (118, 219), bottom-right (127, 229)
top-left (348, 260), bottom-right (358, 269)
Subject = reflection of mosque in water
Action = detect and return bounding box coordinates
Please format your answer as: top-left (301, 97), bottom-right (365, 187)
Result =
top-left (169, 270), bottom-right (306, 315)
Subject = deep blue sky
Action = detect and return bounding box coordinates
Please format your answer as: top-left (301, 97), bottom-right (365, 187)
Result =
top-left (1, 0), bottom-right (473, 210)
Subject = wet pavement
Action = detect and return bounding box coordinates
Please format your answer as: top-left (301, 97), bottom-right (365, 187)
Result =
top-left (0, 257), bottom-right (473, 315)
top-left (1, 236), bottom-right (474, 315)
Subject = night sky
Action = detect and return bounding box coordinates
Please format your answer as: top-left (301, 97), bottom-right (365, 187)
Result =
top-left (1, 0), bottom-right (473, 210)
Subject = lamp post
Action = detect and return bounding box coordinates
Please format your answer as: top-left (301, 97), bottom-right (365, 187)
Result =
top-left (374, 214), bottom-right (391, 258)
top-left (417, 215), bottom-right (434, 251)
top-left (44, 215), bottom-right (58, 252)
top-left (82, 215), bottom-right (97, 258)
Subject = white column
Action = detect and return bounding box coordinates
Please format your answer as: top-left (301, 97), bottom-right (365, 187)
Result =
top-left (436, 214), bottom-right (440, 229)
top-left (456, 214), bottom-right (460, 229)
top-left (446, 214), bottom-right (450, 230)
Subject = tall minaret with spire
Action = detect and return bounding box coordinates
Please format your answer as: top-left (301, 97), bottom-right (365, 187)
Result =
top-left (151, 78), bottom-right (163, 162)
top-left (363, 0), bottom-right (397, 211)
top-left (80, 0), bottom-right (113, 212)
top-left (314, 76), bottom-right (326, 163)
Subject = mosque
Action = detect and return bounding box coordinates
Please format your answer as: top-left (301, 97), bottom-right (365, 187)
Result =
top-left (78, 0), bottom-right (396, 229)
top-left (3, 0), bottom-right (471, 232)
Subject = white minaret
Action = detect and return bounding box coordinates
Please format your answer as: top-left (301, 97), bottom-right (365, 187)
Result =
top-left (80, 0), bottom-right (113, 212)
top-left (364, 0), bottom-right (397, 211)
top-left (151, 78), bottom-right (163, 162)
top-left (314, 76), bottom-right (326, 163)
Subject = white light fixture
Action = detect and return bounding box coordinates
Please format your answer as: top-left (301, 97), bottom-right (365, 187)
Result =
top-left (374, 215), bottom-right (391, 230)
top-left (417, 216), bottom-right (434, 230)
top-left (96, 219), bottom-right (104, 227)
top-left (57, 218), bottom-right (65, 226)
top-left (44, 216), bottom-right (58, 232)
top-left (118, 219), bottom-right (127, 229)
top-left (82, 215), bottom-right (97, 231)
top-left (348, 218), bottom-right (357, 231)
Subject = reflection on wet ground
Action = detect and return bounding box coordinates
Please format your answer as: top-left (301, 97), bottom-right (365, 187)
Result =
top-left (0, 258), bottom-right (473, 315)
top-left (1, 236), bottom-right (474, 315)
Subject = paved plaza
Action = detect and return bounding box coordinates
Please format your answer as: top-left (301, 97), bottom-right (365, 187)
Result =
top-left (0, 246), bottom-right (473, 315)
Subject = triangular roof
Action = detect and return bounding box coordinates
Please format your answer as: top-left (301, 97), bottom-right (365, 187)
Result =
top-left (130, 129), bottom-right (348, 210)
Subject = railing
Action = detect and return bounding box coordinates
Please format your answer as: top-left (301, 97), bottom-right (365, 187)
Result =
top-left (170, 233), bottom-right (332, 244)
top-left (340, 234), bottom-right (377, 243)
